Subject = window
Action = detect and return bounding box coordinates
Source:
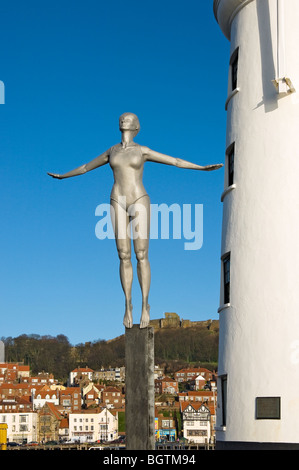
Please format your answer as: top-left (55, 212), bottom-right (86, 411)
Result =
top-left (223, 254), bottom-right (230, 304)
top-left (227, 143), bottom-right (235, 187)
top-left (188, 430), bottom-right (207, 436)
top-left (230, 48), bottom-right (239, 91)
top-left (221, 376), bottom-right (228, 427)
top-left (225, 47), bottom-right (240, 111)
top-left (162, 419), bottom-right (171, 428)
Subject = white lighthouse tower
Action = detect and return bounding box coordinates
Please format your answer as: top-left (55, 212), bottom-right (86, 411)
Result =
top-left (214, 0), bottom-right (299, 449)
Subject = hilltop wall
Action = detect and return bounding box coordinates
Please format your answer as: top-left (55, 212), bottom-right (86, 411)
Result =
top-left (149, 313), bottom-right (218, 331)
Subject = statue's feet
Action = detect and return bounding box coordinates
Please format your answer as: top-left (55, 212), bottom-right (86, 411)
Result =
top-left (123, 302), bottom-right (133, 329)
top-left (140, 304), bottom-right (150, 329)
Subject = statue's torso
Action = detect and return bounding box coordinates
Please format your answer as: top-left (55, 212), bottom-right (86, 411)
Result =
top-left (109, 144), bottom-right (148, 208)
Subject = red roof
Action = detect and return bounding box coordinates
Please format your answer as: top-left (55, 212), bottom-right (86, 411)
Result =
top-left (179, 390), bottom-right (215, 397)
top-left (0, 363), bottom-right (29, 371)
top-left (180, 401), bottom-right (215, 415)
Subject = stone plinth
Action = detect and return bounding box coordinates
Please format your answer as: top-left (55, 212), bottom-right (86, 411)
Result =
top-left (125, 325), bottom-right (155, 450)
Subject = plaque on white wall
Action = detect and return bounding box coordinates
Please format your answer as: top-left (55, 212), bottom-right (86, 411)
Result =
top-left (256, 397), bottom-right (281, 419)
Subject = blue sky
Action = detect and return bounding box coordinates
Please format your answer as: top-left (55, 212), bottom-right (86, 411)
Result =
top-left (0, 0), bottom-right (230, 345)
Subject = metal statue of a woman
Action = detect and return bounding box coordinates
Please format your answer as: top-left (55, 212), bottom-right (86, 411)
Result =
top-left (48, 113), bottom-right (223, 329)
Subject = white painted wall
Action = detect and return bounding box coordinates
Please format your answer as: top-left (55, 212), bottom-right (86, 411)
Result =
top-left (182, 404), bottom-right (211, 444)
top-left (69, 408), bottom-right (118, 442)
top-left (214, 0), bottom-right (299, 445)
top-left (33, 392), bottom-right (59, 410)
top-left (1, 412), bottom-right (38, 443)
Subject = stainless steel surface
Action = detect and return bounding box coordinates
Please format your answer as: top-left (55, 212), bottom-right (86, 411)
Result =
top-left (48, 113), bottom-right (222, 328)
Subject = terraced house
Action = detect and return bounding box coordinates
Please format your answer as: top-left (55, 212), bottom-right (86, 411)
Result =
top-left (181, 401), bottom-right (216, 444)
top-left (0, 359), bottom-right (217, 445)
top-left (68, 408), bottom-right (118, 443)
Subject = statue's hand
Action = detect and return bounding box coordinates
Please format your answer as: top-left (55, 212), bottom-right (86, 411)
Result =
top-left (47, 172), bottom-right (63, 179)
top-left (203, 164), bottom-right (223, 171)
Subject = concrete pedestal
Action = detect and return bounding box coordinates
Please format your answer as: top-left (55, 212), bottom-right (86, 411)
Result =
top-left (125, 325), bottom-right (155, 450)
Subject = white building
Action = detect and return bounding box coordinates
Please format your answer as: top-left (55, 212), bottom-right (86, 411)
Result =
top-left (69, 367), bottom-right (94, 386)
top-left (32, 389), bottom-right (59, 410)
top-left (194, 375), bottom-right (206, 391)
top-left (181, 402), bottom-right (212, 445)
top-left (0, 412), bottom-right (38, 444)
top-left (214, 0), bottom-right (299, 449)
top-left (68, 408), bottom-right (118, 443)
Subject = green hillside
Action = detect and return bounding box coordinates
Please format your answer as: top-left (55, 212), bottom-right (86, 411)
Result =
top-left (2, 320), bottom-right (219, 382)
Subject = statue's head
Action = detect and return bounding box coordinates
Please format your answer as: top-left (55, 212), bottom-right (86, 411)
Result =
top-left (119, 112), bottom-right (140, 137)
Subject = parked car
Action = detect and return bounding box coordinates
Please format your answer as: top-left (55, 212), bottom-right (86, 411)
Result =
top-left (26, 441), bottom-right (39, 446)
top-left (7, 442), bottom-right (21, 447)
top-left (45, 440), bottom-right (58, 445)
top-left (110, 436), bottom-right (126, 444)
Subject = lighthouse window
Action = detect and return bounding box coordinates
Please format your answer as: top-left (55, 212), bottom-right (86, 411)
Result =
top-left (232, 55), bottom-right (238, 90)
top-left (221, 376), bottom-right (227, 427)
top-left (223, 254), bottom-right (230, 304)
top-left (227, 143), bottom-right (235, 186)
top-left (230, 48), bottom-right (239, 91)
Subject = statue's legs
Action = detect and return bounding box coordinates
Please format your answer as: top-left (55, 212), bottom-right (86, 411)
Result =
top-left (111, 195), bottom-right (151, 328)
top-left (110, 199), bottom-right (133, 328)
top-left (130, 195), bottom-right (151, 328)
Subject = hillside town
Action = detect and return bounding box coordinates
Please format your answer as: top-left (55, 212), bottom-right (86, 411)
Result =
top-left (0, 360), bottom-right (217, 449)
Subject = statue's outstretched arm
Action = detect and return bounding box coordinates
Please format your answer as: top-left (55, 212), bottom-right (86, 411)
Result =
top-left (48, 150), bottom-right (110, 179)
top-left (142, 147), bottom-right (223, 171)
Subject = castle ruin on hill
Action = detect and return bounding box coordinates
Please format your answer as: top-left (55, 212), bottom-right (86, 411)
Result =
top-left (149, 312), bottom-right (218, 331)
